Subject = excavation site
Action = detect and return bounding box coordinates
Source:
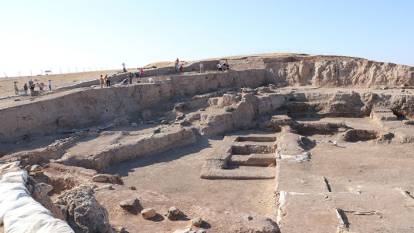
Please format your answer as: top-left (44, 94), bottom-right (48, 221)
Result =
top-left (1, 54), bottom-right (414, 233)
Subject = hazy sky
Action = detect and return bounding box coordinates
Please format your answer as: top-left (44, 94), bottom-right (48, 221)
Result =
top-left (0, 0), bottom-right (413, 76)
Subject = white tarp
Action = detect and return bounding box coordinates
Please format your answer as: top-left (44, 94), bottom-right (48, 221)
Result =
top-left (0, 162), bottom-right (74, 233)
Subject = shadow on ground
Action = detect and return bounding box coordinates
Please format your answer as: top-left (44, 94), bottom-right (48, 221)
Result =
top-left (104, 137), bottom-right (211, 177)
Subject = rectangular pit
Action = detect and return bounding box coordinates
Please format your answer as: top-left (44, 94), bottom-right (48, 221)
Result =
top-left (235, 136), bottom-right (277, 142)
top-left (231, 144), bottom-right (276, 155)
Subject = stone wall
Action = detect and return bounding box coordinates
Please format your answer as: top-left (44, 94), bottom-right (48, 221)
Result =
top-left (0, 70), bottom-right (266, 142)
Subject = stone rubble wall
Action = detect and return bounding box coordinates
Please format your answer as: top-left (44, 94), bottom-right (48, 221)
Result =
top-left (199, 93), bottom-right (286, 136)
top-left (57, 127), bottom-right (197, 171)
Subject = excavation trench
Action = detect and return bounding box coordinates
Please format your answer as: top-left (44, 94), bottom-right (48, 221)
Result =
top-left (231, 144), bottom-right (276, 155)
top-left (292, 122), bottom-right (349, 136)
top-left (341, 129), bottom-right (379, 142)
top-left (1, 54), bottom-right (414, 233)
top-left (235, 136), bottom-right (277, 142)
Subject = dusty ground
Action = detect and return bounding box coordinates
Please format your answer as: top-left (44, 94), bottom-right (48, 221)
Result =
top-left (0, 69), bottom-right (125, 98)
top-left (1, 84), bottom-right (413, 232)
top-left (276, 117), bottom-right (414, 233)
top-left (1, 53), bottom-right (414, 233)
top-left (97, 137), bottom-right (276, 233)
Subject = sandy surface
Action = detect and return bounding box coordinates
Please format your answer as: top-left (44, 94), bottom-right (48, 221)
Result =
top-left (277, 117), bottom-right (414, 233)
top-left (2, 115), bottom-right (413, 232)
top-left (0, 70), bottom-right (119, 98)
top-left (99, 138), bottom-right (276, 232)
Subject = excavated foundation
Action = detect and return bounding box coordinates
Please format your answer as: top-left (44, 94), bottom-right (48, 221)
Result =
top-left (1, 54), bottom-right (414, 233)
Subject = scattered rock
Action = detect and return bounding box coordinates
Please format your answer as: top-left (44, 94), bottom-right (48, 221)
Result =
top-left (119, 198), bottom-right (141, 214)
top-left (141, 208), bottom-right (157, 219)
top-left (173, 227), bottom-right (194, 233)
top-left (172, 228), bottom-right (206, 233)
top-left (153, 128), bottom-right (161, 134)
top-left (33, 182), bottom-right (53, 196)
top-left (166, 206), bottom-right (184, 220)
top-left (30, 180), bottom-right (66, 220)
top-left (295, 152), bottom-right (311, 162)
top-left (245, 215), bottom-right (254, 221)
top-left (94, 184), bottom-right (114, 191)
top-left (191, 217), bottom-right (204, 227)
top-left (236, 217), bottom-right (280, 233)
top-left (92, 174), bottom-right (123, 185)
top-left (129, 186), bottom-right (137, 190)
top-left (114, 226), bottom-right (129, 233)
top-left (55, 185), bottom-right (113, 233)
top-left (30, 164), bottom-right (42, 172)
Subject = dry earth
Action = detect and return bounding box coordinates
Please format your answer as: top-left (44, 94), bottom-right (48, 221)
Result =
top-left (0, 70), bottom-right (121, 97)
top-left (0, 53), bottom-right (414, 233)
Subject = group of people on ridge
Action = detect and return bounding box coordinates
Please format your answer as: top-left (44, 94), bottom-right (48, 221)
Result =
top-left (14, 79), bottom-right (52, 96)
top-left (99, 66), bottom-right (146, 88)
top-left (217, 59), bottom-right (230, 71)
top-left (175, 58), bottom-right (230, 74)
top-left (99, 74), bottom-right (111, 88)
top-left (12, 58), bottom-right (232, 97)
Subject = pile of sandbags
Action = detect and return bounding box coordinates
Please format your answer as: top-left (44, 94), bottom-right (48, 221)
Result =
top-left (0, 162), bottom-right (74, 233)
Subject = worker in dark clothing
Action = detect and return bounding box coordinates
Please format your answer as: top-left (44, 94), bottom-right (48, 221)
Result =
top-left (23, 83), bottom-right (28, 95)
top-left (128, 73), bottom-right (133, 84)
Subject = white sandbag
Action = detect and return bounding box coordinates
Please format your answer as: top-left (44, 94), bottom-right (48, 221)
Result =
top-left (0, 162), bottom-right (74, 233)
